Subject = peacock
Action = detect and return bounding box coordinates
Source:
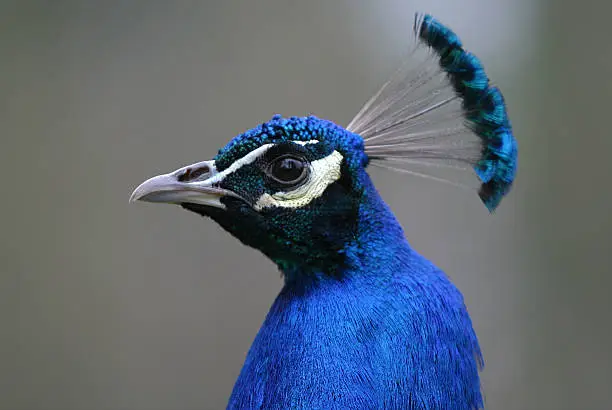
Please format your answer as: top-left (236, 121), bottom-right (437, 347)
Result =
top-left (130, 13), bottom-right (517, 409)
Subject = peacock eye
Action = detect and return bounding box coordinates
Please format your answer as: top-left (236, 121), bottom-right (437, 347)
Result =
top-left (268, 155), bottom-right (308, 185)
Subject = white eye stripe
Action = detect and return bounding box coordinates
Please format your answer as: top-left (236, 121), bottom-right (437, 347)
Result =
top-left (207, 144), bottom-right (274, 185)
top-left (292, 140), bottom-right (320, 146)
top-left (211, 140), bottom-right (318, 184)
top-left (254, 150), bottom-right (344, 211)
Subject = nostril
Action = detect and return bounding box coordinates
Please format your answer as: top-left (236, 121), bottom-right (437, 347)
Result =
top-left (178, 165), bottom-right (210, 182)
top-left (190, 166), bottom-right (209, 179)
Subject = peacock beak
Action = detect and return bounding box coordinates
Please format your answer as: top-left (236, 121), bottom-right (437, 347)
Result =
top-left (129, 160), bottom-right (238, 209)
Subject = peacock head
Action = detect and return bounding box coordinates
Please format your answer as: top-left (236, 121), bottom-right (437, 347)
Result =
top-left (130, 115), bottom-right (371, 274)
top-left (130, 14), bottom-right (519, 275)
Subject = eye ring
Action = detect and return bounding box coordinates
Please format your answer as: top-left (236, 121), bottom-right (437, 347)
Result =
top-left (266, 155), bottom-right (309, 186)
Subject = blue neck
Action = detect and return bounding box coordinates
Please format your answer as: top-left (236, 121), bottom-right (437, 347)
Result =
top-left (228, 173), bottom-right (483, 409)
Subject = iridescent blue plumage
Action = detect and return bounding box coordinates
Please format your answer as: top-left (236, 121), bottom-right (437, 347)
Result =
top-left (210, 115), bottom-right (484, 408)
top-left (130, 12), bottom-right (517, 410)
top-left (215, 115), bottom-right (367, 173)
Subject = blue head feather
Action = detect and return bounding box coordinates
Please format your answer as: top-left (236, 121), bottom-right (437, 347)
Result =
top-left (215, 114), bottom-right (368, 173)
top-left (205, 115), bottom-right (371, 275)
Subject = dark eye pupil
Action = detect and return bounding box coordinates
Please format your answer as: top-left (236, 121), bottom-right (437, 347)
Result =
top-left (271, 157), bottom-right (305, 183)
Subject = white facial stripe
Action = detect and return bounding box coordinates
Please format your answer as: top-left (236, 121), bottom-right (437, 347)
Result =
top-left (292, 140), bottom-right (320, 146)
top-left (206, 141), bottom-right (318, 186)
top-left (254, 150), bottom-right (344, 211)
top-left (206, 144), bottom-right (274, 185)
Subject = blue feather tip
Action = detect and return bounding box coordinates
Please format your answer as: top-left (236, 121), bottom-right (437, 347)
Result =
top-left (415, 13), bottom-right (517, 211)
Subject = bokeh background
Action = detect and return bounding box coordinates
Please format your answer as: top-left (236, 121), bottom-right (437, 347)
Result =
top-left (2, 1), bottom-right (611, 409)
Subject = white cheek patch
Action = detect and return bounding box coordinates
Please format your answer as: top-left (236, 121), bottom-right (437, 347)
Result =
top-left (254, 150), bottom-right (344, 211)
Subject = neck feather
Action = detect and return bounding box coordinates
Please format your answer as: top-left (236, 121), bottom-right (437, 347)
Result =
top-left (282, 170), bottom-right (412, 285)
top-left (228, 170), bottom-right (483, 409)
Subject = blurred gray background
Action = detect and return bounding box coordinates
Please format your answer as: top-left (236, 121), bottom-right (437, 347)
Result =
top-left (2, 1), bottom-right (611, 409)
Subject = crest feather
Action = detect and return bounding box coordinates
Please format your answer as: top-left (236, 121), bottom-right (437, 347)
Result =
top-left (348, 13), bottom-right (517, 211)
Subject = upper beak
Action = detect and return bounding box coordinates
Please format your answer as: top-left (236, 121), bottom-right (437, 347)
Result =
top-left (129, 160), bottom-right (235, 209)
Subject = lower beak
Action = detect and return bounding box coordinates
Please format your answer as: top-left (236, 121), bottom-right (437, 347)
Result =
top-left (129, 160), bottom-right (233, 209)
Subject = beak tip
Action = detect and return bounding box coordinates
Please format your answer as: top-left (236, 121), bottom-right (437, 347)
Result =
top-left (129, 175), bottom-right (167, 204)
top-left (129, 187), bottom-right (144, 204)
